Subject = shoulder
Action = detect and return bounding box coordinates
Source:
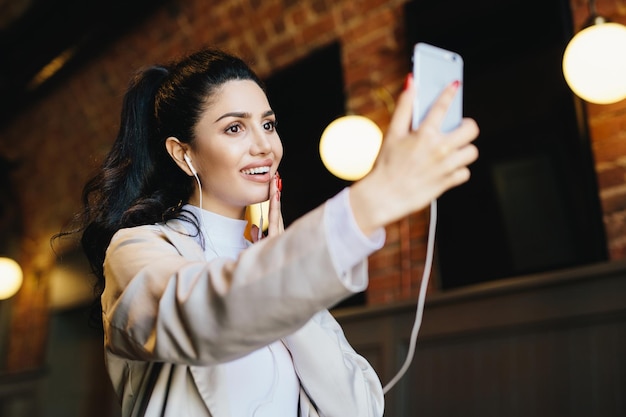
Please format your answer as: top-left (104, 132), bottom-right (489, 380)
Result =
top-left (108, 220), bottom-right (203, 261)
top-left (106, 224), bottom-right (176, 260)
top-left (103, 222), bottom-right (203, 288)
top-left (110, 219), bottom-right (193, 244)
top-left (109, 224), bottom-right (169, 248)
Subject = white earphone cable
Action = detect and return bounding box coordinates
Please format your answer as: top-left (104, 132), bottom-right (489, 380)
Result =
top-left (258, 203), bottom-right (264, 241)
top-left (191, 171), bottom-right (221, 258)
top-left (382, 198), bottom-right (437, 395)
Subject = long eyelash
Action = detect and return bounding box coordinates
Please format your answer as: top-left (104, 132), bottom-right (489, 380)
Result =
top-left (225, 123), bottom-right (240, 133)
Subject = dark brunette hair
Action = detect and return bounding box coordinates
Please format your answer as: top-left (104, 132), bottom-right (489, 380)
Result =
top-left (55, 48), bottom-right (263, 314)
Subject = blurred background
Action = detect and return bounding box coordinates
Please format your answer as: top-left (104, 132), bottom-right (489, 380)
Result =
top-left (0, 0), bottom-right (625, 416)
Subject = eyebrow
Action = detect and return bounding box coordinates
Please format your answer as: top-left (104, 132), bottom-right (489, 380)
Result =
top-left (215, 110), bottom-right (275, 122)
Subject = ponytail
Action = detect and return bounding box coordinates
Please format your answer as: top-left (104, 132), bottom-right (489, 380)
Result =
top-left (81, 66), bottom-right (172, 283)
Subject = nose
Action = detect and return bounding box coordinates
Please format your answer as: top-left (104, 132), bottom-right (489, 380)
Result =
top-left (250, 127), bottom-right (272, 155)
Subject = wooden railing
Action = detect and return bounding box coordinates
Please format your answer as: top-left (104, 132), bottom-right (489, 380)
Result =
top-left (334, 260), bottom-right (626, 417)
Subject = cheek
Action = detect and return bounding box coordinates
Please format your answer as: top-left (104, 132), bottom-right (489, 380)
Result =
top-left (198, 143), bottom-right (237, 176)
top-left (273, 137), bottom-right (284, 162)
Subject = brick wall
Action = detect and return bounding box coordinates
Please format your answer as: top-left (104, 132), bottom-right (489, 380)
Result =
top-left (570, 0), bottom-right (626, 259)
top-left (0, 0), bottom-right (625, 370)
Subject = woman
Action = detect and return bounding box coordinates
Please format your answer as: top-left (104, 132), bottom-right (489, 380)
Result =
top-left (70, 47), bottom-right (478, 416)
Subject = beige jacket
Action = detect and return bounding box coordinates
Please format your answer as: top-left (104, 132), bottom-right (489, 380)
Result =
top-left (101, 203), bottom-right (385, 416)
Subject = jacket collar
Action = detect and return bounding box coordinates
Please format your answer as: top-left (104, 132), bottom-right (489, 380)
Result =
top-left (160, 219), bottom-right (206, 261)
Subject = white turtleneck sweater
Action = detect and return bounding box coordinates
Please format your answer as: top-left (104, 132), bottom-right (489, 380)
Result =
top-left (182, 205), bottom-right (297, 416)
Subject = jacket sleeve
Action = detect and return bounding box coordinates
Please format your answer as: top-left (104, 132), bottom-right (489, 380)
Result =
top-left (285, 310), bottom-right (385, 417)
top-left (101, 202), bottom-right (367, 365)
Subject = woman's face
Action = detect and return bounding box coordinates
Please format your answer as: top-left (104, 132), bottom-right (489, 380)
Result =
top-left (189, 79), bottom-right (283, 218)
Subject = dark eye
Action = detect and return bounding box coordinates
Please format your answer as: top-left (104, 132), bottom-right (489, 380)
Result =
top-left (226, 124), bottom-right (242, 134)
top-left (263, 120), bottom-right (277, 131)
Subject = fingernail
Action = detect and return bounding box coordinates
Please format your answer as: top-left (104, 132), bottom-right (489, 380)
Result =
top-left (403, 73), bottom-right (413, 91)
top-left (451, 80), bottom-right (460, 89)
top-left (275, 173), bottom-right (282, 192)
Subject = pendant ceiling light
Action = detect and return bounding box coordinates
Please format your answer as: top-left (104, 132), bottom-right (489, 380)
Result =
top-left (562, 0), bottom-right (626, 104)
top-left (319, 115), bottom-right (383, 181)
top-left (0, 257), bottom-right (23, 300)
top-left (319, 85), bottom-right (393, 181)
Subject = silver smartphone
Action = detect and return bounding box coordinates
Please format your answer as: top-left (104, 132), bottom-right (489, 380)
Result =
top-left (412, 42), bottom-right (463, 132)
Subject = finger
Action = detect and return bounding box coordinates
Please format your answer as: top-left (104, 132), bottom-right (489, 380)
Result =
top-left (424, 118), bottom-right (479, 169)
top-left (442, 143), bottom-right (479, 176)
top-left (267, 173), bottom-right (284, 236)
top-left (268, 194), bottom-right (283, 236)
top-left (420, 80), bottom-right (461, 133)
top-left (386, 74), bottom-right (415, 140)
top-left (444, 166), bottom-right (472, 190)
top-left (428, 147), bottom-right (477, 202)
top-left (250, 224), bottom-right (261, 243)
top-left (441, 117), bottom-right (480, 155)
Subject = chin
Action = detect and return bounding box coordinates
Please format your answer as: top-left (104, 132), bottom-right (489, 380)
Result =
top-left (251, 197), bottom-right (269, 205)
top-left (254, 191), bottom-right (271, 204)
top-left (244, 194), bottom-right (268, 206)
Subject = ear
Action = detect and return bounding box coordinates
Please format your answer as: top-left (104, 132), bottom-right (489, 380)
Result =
top-left (166, 137), bottom-right (194, 176)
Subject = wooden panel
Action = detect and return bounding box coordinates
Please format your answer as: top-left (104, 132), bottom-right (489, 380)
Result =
top-left (334, 260), bottom-right (626, 417)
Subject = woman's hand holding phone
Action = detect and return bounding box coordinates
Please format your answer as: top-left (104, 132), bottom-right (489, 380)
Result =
top-left (349, 65), bottom-right (479, 236)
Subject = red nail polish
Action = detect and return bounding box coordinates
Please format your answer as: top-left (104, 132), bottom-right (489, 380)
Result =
top-left (451, 80), bottom-right (460, 89)
top-left (275, 173), bottom-right (282, 192)
top-left (403, 73), bottom-right (413, 91)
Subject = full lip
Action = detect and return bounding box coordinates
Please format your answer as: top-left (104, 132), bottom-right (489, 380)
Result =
top-left (240, 159), bottom-right (274, 182)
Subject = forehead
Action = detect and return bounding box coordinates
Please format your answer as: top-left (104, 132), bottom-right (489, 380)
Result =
top-left (207, 79), bottom-right (270, 112)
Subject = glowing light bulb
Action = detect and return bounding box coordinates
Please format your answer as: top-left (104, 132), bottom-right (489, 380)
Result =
top-left (319, 115), bottom-right (383, 181)
top-left (563, 22), bottom-right (626, 104)
top-left (0, 257), bottom-right (23, 300)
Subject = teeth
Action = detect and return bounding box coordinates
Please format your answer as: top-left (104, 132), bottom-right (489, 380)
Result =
top-left (241, 166), bottom-right (270, 175)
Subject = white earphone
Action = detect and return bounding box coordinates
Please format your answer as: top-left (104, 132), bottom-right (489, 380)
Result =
top-left (184, 152), bottom-right (265, 244)
top-left (183, 154), bottom-right (197, 175)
